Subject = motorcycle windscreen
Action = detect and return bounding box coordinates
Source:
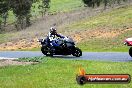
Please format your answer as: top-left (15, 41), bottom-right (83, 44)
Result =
top-left (67, 38), bottom-right (74, 43)
top-left (66, 43), bottom-right (74, 47)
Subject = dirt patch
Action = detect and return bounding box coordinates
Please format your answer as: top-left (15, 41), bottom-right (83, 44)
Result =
top-left (0, 59), bottom-right (38, 67)
top-left (71, 28), bottom-right (132, 43)
top-left (0, 38), bottom-right (40, 50)
top-left (0, 28), bottom-right (132, 50)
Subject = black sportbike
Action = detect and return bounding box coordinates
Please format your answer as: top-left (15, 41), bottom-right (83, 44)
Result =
top-left (38, 36), bottom-right (82, 57)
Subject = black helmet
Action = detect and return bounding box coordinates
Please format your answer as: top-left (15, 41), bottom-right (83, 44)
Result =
top-left (50, 27), bottom-right (57, 34)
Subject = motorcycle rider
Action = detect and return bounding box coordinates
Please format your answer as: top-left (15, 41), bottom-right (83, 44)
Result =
top-left (47, 26), bottom-right (65, 52)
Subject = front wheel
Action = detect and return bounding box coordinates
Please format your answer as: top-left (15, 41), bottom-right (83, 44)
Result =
top-left (72, 47), bottom-right (82, 57)
top-left (41, 46), bottom-right (53, 57)
top-left (129, 47), bottom-right (132, 57)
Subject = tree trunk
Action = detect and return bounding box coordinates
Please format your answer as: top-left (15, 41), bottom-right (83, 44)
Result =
top-left (0, 17), bottom-right (3, 32)
top-left (26, 14), bottom-right (31, 27)
top-left (3, 12), bottom-right (8, 27)
top-left (15, 16), bottom-right (25, 30)
top-left (0, 22), bottom-right (2, 33)
top-left (104, 0), bottom-right (108, 10)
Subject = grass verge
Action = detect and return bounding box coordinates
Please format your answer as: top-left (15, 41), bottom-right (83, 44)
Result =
top-left (0, 57), bottom-right (132, 88)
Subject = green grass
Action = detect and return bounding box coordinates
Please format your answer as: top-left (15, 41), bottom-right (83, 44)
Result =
top-left (32, 0), bottom-right (83, 14)
top-left (66, 5), bottom-right (132, 31)
top-left (49, 0), bottom-right (83, 13)
top-left (0, 57), bottom-right (132, 88)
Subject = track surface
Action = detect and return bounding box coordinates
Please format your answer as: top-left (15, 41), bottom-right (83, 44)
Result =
top-left (0, 51), bottom-right (132, 62)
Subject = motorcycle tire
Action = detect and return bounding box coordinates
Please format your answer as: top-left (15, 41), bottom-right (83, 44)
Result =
top-left (129, 47), bottom-right (132, 57)
top-left (41, 46), bottom-right (53, 57)
top-left (72, 47), bottom-right (82, 57)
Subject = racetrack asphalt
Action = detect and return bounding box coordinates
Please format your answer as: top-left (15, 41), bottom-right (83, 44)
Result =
top-left (0, 51), bottom-right (132, 62)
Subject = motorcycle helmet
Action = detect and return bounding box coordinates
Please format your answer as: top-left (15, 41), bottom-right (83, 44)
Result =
top-left (50, 27), bottom-right (57, 34)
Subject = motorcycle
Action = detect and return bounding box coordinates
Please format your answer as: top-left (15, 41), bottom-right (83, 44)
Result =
top-left (124, 37), bottom-right (132, 57)
top-left (38, 36), bottom-right (82, 57)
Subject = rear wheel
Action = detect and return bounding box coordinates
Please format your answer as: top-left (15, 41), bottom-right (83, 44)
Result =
top-left (72, 47), bottom-right (82, 57)
top-left (129, 47), bottom-right (132, 57)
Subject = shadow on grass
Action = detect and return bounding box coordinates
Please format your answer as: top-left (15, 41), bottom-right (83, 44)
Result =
top-left (49, 55), bottom-right (79, 59)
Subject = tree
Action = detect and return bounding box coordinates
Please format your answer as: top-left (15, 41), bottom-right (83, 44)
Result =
top-left (0, 17), bottom-right (2, 31)
top-left (10, 0), bottom-right (33, 30)
top-left (0, 0), bottom-right (51, 31)
top-left (0, 0), bottom-right (9, 31)
top-left (9, 0), bottom-right (51, 30)
top-left (96, 0), bottom-right (101, 7)
top-left (82, 0), bottom-right (129, 9)
top-left (103, 0), bottom-right (108, 9)
top-left (38, 0), bottom-right (51, 17)
top-left (82, 0), bottom-right (95, 7)
top-left (82, 0), bottom-right (102, 8)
